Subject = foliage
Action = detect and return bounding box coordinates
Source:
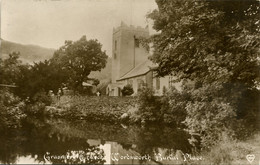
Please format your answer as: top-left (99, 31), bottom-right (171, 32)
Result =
top-left (15, 60), bottom-right (68, 99)
top-left (1, 36), bottom-right (109, 99)
top-left (137, 87), bottom-right (189, 126)
top-left (161, 87), bottom-right (189, 126)
top-left (32, 91), bottom-right (52, 106)
top-left (52, 36), bottom-right (108, 92)
top-left (198, 133), bottom-right (260, 165)
top-left (148, 0), bottom-right (259, 85)
top-left (121, 84), bottom-right (134, 96)
top-left (183, 83), bottom-right (237, 148)
top-left (0, 52), bottom-right (67, 100)
top-left (0, 89), bottom-right (26, 129)
top-left (148, 0), bottom-right (260, 147)
top-left (0, 52), bottom-right (22, 85)
top-left (137, 88), bottom-right (162, 122)
top-left (25, 102), bottom-right (47, 117)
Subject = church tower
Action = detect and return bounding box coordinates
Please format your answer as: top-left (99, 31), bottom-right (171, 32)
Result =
top-left (111, 22), bottom-right (149, 83)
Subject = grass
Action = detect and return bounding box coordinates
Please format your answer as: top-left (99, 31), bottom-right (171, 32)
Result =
top-left (195, 132), bottom-right (260, 165)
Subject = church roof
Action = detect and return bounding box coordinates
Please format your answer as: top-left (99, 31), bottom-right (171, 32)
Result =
top-left (117, 60), bottom-right (157, 81)
top-left (107, 82), bottom-right (125, 88)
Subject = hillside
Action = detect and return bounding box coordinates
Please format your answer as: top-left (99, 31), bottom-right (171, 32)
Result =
top-left (0, 38), bottom-right (112, 85)
top-left (0, 39), bottom-right (55, 64)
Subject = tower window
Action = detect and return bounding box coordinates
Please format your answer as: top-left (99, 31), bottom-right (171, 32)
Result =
top-left (115, 40), bottom-right (117, 50)
top-left (134, 38), bottom-right (140, 48)
top-left (114, 53), bottom-right (117, 59)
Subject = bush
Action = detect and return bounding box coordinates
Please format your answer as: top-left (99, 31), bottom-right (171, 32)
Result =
top-left (199, 133), bottom-right (260, 165)
top-left (183, 84), bottom-right (237, 148)
top-left (25, 102), bottom-right (48, 117)
top-left (0, 89), bottom-right (26, 129)
top-left (137, 88), bottom-right (162, 122)
top-left (235, 88), bottom-right (260, 139)
top-left (32, 91), bottom-right (52, 106)
top-left (160, 87), bottom-right (189, 126)
top-left (121, 84), bottom-right (134, 96)
top-left (137, 87), bottom-right (189, 125)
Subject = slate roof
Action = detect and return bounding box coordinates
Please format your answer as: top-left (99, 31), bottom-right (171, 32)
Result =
top-left (117, 60), bottom-right (157, 81)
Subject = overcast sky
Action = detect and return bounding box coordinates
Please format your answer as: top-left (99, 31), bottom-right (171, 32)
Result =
top-left (1, 0), bottom-right (158, 56)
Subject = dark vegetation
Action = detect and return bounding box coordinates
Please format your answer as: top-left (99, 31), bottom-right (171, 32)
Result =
top-left (121, 84), bottom-right (134, 96)
top-left (138, 87), bottom-right (188, 126)
top-left (0, 36), bottom-right (108, 130)
top-left (138, 0), bottom-right (260, 150)
top-left (51, 35), bottom-right (108, 92)
top-left (1, 38), bottom-right (112, 95)
top-left (0, 88), bottom-right (26, 130)
top-left (1, 36), bottom-right (108, 99)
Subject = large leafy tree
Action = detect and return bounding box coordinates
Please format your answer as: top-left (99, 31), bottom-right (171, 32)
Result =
top-left (0, 52), bottom-right (67, 99)
top-left (148, 0), bottom-right (260, 147)
top-left (52, 36), bottom-right (108, 91)
top-left (149, 0), bottom-right (259, 85)
top-left (14, 60), bottom-right (69, 99)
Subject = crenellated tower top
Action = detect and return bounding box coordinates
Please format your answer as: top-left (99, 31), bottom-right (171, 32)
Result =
top-left (113, 21), bottom-right (149, 34)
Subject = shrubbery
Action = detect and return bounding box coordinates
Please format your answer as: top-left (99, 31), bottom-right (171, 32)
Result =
top-left (184, 99), bottom-right (236, 148)
top-left (137, 88), bottom-right (162, 122)
top-left (137, 87), bottom-right (188, 125)
top-left (137, 83), bottom-right (259, 149)
top-left (0, 89), bottom-right (26, 129)
top-left (161, 87), bottom-right (189, 125)
top-left (32, 91), bottom-right (52, 106)
top-left (121, 84), bottom-right (134, 96)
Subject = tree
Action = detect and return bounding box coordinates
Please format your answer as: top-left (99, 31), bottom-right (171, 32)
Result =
top-left (148, 0), bottom-right (260, 147)
top-left (148, 0), bottom-right (259, 85)
top-left (0, 52), bottom-right (22, 85)
top-left (52, 36), bottom-right (108, 92)
top-left (13, 60), bottom-right (68, 100)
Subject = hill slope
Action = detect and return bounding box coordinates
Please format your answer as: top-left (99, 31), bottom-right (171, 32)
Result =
top-left (0, 39), bottom-right (111, 87)
top-left (1, 39), bottom-right (55, 64)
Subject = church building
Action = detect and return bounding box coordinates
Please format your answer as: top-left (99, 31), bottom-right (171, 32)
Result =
top-left (106, 22), bottom-right (181, 96)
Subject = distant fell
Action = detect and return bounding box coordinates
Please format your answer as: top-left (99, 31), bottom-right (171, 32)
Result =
top-left (1, 39), bottom-right (55, 64)
top-left (0, 39), bottom-right (111, 84)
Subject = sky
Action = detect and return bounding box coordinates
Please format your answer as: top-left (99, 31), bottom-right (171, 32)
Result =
top-left (1, 0), bottom-right (158, 57)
